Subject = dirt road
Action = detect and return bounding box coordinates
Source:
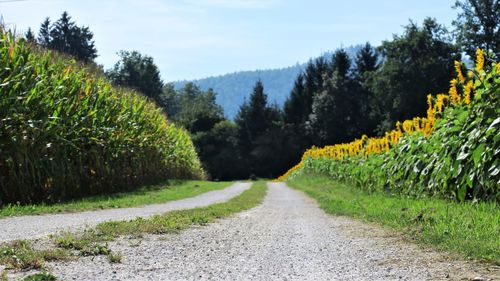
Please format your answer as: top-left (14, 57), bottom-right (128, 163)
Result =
top-left (39, 182), bottom-right (497, 280)
top-left (0, 182), bottom-right (250, 243)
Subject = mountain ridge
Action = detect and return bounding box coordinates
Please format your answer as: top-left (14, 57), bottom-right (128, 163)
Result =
top-left (172, 46), bottom-right (362, 119)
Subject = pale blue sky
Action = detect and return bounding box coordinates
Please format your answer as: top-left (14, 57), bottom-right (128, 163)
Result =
top-left (1, 0), bottom-right (457, 81)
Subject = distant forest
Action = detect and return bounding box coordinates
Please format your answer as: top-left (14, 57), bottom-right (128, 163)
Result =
top-left (21, 0), bottom-right (500, 180)
top-left (172, 46), bottom-right (362, 119)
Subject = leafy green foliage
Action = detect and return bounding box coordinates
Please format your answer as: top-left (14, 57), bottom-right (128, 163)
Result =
top-left (107, 252), bottom-right (122, 263)
top-left (163, 83), bottom-right (245, 179)
top-left (106, 50), bottom-right (164, 106)
top-left (453, 0), bottom-right (500, 58)
top-left (0, 240), bottom-right (70, 270)
top-left (289, 62), bottom-right (499, 201)
top-left (23, 272), bottom-right (57, 281)
top-left (369, 18), bottom-right (459, 133)
top-left (0, 31), bottom-right (203, 205)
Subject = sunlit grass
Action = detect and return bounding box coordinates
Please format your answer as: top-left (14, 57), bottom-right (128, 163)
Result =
top-left (0, 181), bottom-right (232, 218)
top-left (288, 174), bottom-right (499, 264)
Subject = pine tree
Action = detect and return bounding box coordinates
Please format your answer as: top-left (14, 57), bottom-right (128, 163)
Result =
top-left (25, 28), bottom-right (36, 43)
top-left (353, 42), bottom-right (380, 135)
top-left (355, 42), bottom-right (378, 77)
top-left (284, 73), bottom-right (306, 125)
top-left (331, 48), bottom-right (351, 78)
top-left (235, 80), bottom-right (283, 177)
top-left (308, 49), bottom-right (360, 145)
top-left (37, 18), bottom-right (51, 46)
top-left (36, 12), bottom-right (97, 62)
top-left (236, 80), bottom-right (270, 145)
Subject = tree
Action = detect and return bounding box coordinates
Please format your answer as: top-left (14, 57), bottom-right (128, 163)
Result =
top-left (330, 48), bottom-right (351, 78)
top-left (283, 73), bottom-right (306, 125)
top-left (161, 83), bottom-right (180, 118)
top-left (37, 18), bottom-right (51, 46)
top-left (308, 49), bottom-right (358, 145)
top-left (174, 83), bottom-right (224, 133)
top-left (453, 0), bottom-right (500, 58)
top-left (25, 28), bottom-right (36, 43)
top-left (235, 80), bottom-right (283, 177)
top-left (353, 42), bottom-right (380, 136)
top-left (200, 120), bottom-right (246, 180)
top-left (106, 50), bottom-right (164, 105)
top-left (369, 18), bottom-right (459, 132)
top-left (37, 12), bottom-right (97, 61)
top-left (236, 80), bottom-right (271, 148)
top-left (354, 42), bottom-right (379, 77)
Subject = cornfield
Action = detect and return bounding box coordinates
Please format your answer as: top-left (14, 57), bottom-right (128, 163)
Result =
top-left (279, 50), bottom-right (499, 201)
top-left (0, 31), bottom-right (204, 205)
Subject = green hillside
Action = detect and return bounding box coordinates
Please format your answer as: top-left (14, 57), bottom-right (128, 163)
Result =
top-left (172, 46), bottom-right (362, 119)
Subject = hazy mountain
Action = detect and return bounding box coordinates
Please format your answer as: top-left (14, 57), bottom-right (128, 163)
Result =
top-left (173, 46), bottom-right (362, 119)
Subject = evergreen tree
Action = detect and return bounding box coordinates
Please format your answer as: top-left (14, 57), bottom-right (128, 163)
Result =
top-left (353, 42), bottom-right (380, 135)
top-left (330, 48), bottom-right (351, 78)
top-left (309, 49), bottom-right (358, 145)
top-left (36, 12), bottom-right (97, 61)
top-left (235, 80), bottom-right (283, 177)
top-left (25, 28), bottom-right (36, 43)
top-left (354, 42), bottom-right (379, 77)
top-left (37, 18), bottom-right (51, 46)
top-left (453, 0), bottom-right (499, 58)
top-left (236, 80), bottom-right (270, 147)
top-left (283, 73), bottom-right (306, 125)
top-left (106, 50), bottom-right (164, 105)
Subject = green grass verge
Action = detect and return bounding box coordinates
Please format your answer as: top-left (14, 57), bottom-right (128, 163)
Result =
top-left (288, 174), bottom-right (500, 264)
top-left (0, 181), bottom-right (266, 272)
top-left (95, 180), bottom-right (267, 237)
top-left (0, 181), bottom-right (231, 218)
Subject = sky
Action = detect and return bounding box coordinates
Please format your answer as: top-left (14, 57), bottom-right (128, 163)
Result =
top-left (0, 0), bottom-right (458, 81)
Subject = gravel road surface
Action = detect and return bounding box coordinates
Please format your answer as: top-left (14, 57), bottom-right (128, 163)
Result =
top-left (0, 182), bottom-right (250, 243)
top-left (38, 182), bottom-right (498, 281)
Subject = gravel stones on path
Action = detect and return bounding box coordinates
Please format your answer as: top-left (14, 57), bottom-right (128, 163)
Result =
top-left (38, 182), bottom-right (498, 281)
top-left (0, 182), bottom-right (250, 243)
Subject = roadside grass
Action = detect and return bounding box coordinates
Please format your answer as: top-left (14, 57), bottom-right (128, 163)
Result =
top-left (287, 174), bottom-right (500, 264)
top-left (89, 180), bottom-right (267, 238)
top-left (0, 181), bottom-right (266, 273)
top-left (0, 180), bottom-right (232, 218)
top-left (22, 272), bottom-right (57, 281)
top-left (0, 240), bottom-right (73, 270)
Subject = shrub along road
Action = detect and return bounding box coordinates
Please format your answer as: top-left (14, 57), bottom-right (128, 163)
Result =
top-left (35, 182), bottom-right (498, 281)
top-left (0, 182), bottom-right (250, 243)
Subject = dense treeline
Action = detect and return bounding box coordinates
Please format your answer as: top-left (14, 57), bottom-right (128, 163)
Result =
top-left (284, 53), bottom-right (499, 201)
top-left (17, 0), bottom-right (499, 181)
top-left (108, 1), bottom-right (497, 180)
top-left (172, 47), bottom-right (360, 120)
